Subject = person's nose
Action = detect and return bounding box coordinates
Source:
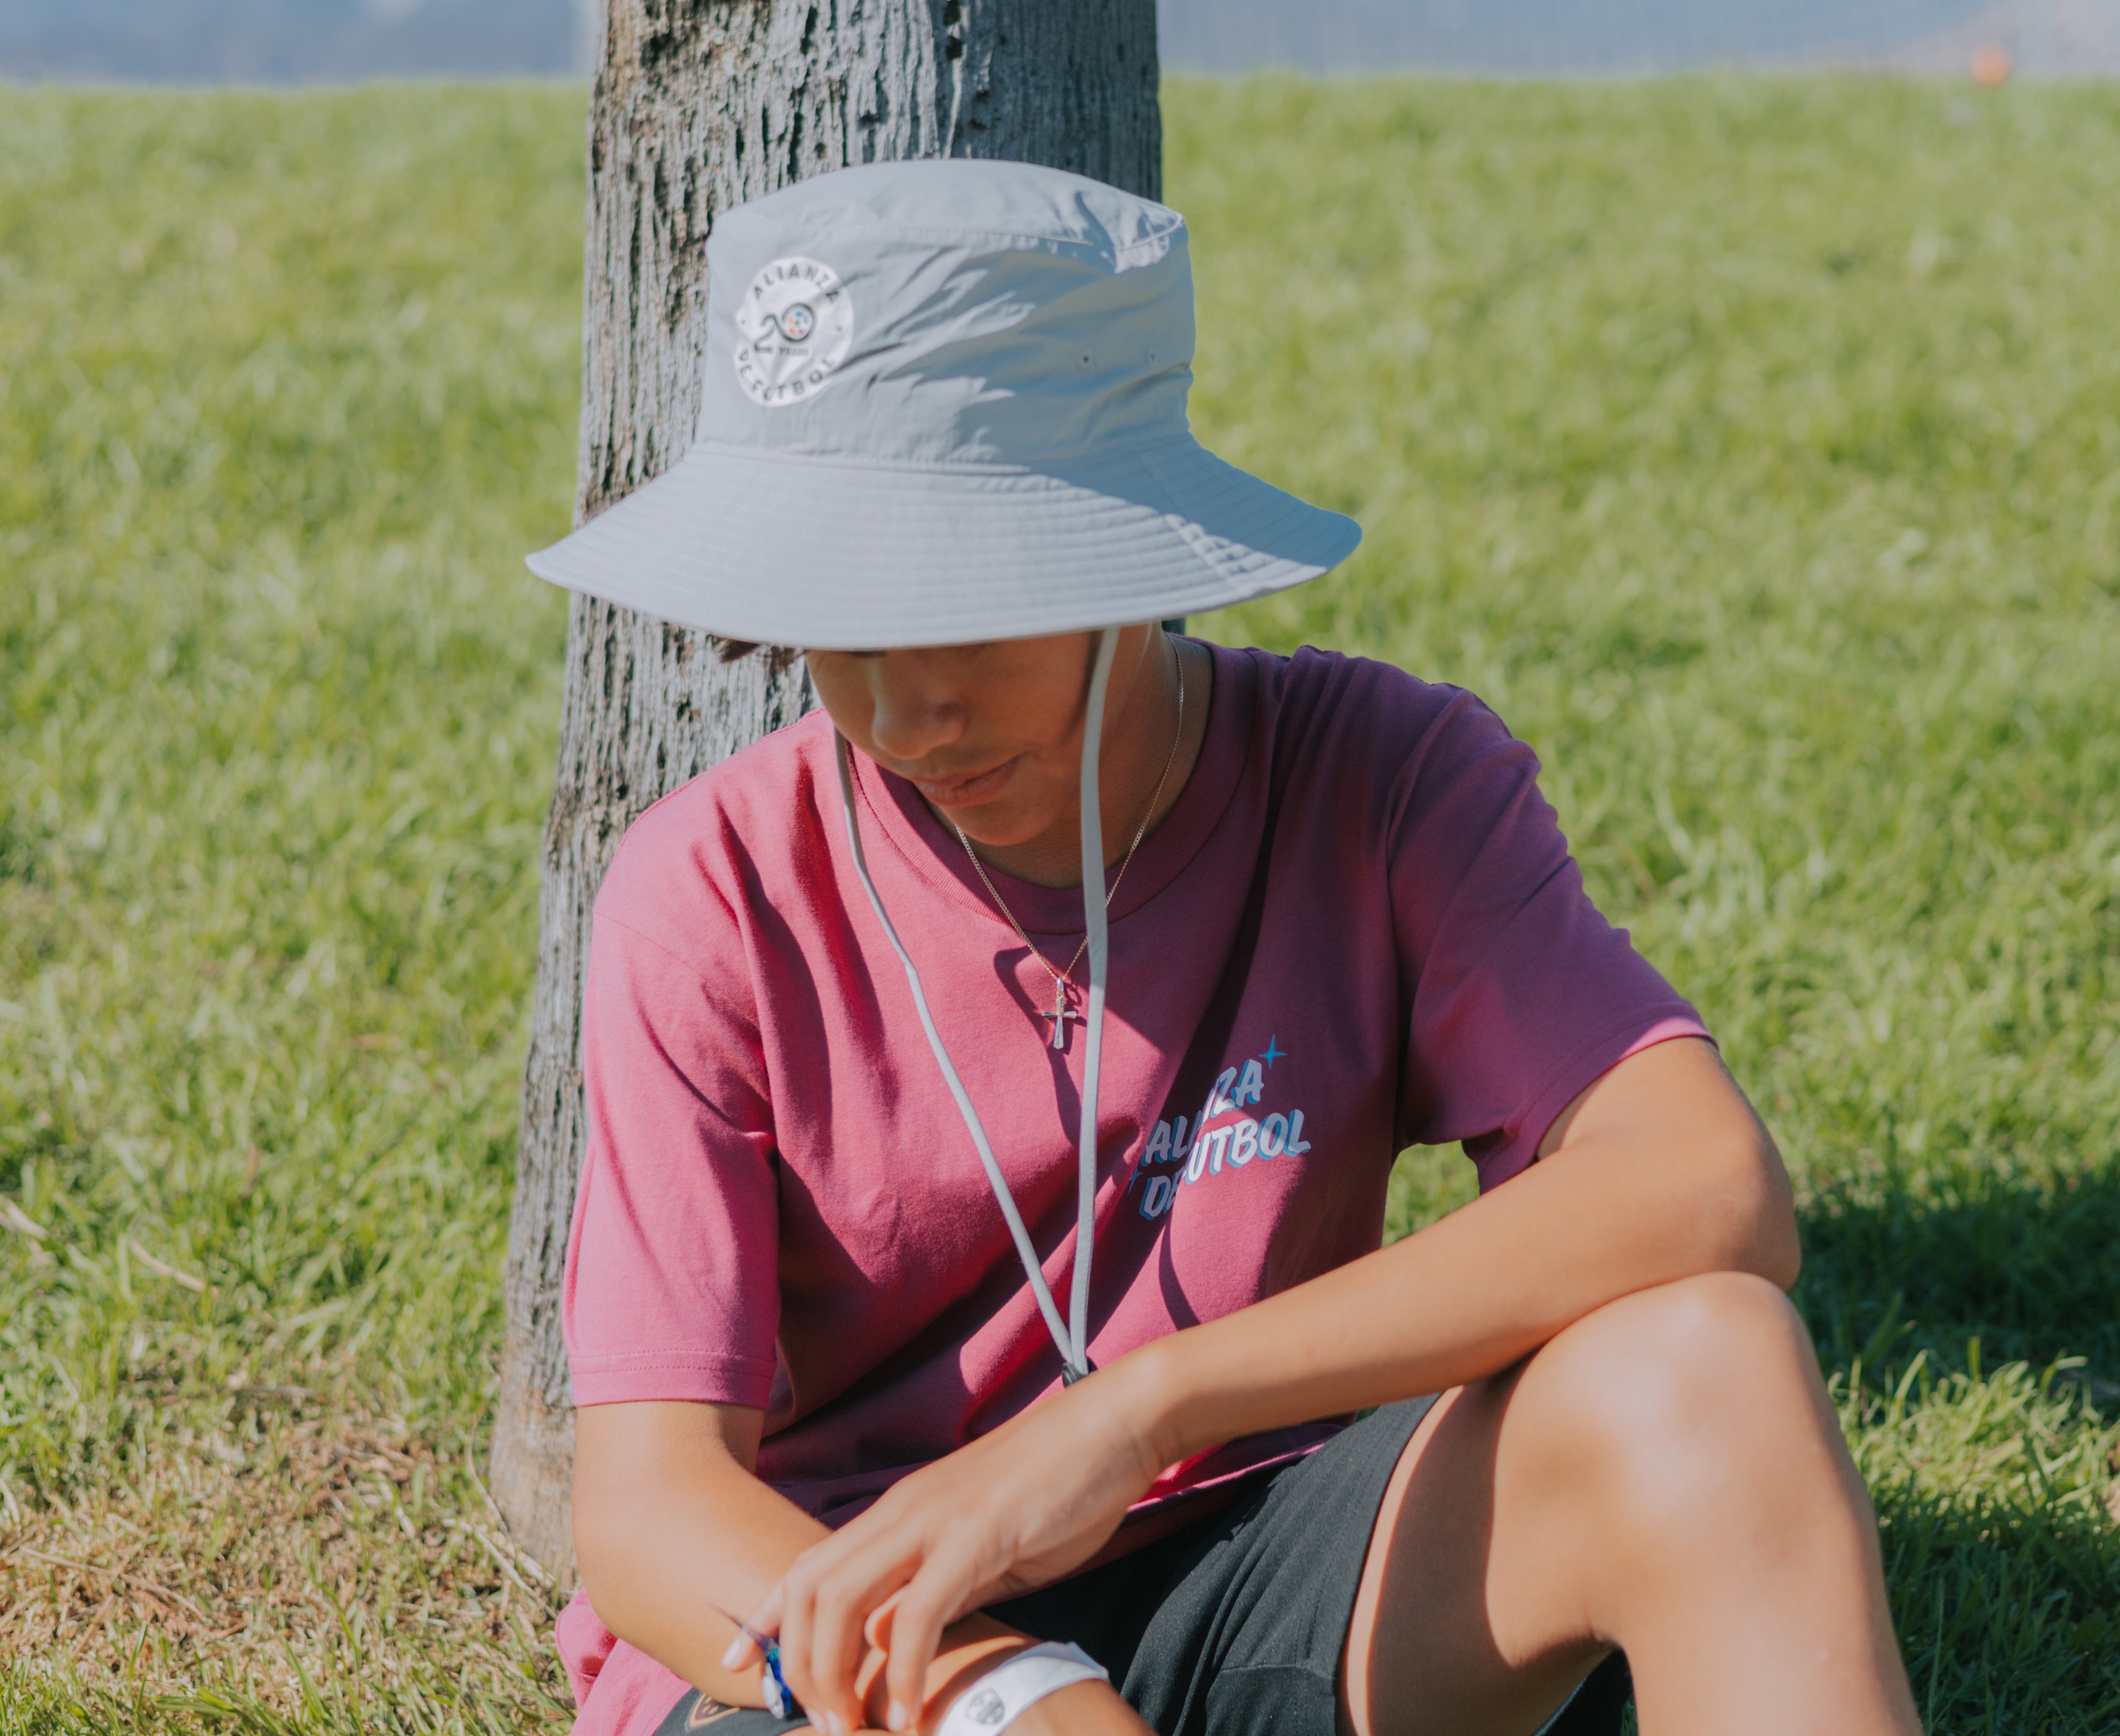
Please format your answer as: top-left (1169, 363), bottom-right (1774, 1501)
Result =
top-left (866, 669), bottom-right (965, 766)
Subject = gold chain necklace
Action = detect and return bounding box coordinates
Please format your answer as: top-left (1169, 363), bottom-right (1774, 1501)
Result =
top-left (955, 639), bottom-right (1186, 1051)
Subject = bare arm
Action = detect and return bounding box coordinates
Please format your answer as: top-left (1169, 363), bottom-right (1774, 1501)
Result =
top-left (574, 1397), bottom-right (1151, 1733)
top-left (572, 1399), bottom-right (829, 1706)
top-left (752, 1036), bottom-right (1799, 1728)
top-left (1132, 1035), bottom-right (1796, 1463)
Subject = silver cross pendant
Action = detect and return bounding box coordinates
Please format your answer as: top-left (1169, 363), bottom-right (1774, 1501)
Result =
top-left (1043, 978), bottom-right (1080, 1051)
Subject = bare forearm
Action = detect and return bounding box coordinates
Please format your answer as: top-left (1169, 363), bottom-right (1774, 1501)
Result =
top-left (1125, 1116), bottom-right (1797, 1469)
top-left (574, 1402), bottom-right (829, 1704)
top-left (575, 1404), bottom-right (1099, 1729)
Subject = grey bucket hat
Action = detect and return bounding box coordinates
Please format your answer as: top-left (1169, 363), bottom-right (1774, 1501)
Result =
top-left (525, 158), bottom-right (1360, 649)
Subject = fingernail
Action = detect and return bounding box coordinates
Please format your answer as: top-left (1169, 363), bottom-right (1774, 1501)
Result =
top-left (888, 1701), bottom-right (909, 1732)
top-left (720, 1637), bottom-right (747, 1669)
top-left (825, 1714), bottom-right (847, 1736)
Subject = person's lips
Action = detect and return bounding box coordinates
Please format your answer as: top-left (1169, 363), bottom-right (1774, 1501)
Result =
top-left (908, 757), bottom-right (1017, 808)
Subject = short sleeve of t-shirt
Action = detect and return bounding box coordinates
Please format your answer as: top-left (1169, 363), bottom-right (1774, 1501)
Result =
top-left (1382, 684), bottom-right (1703, 1187)
top-left (562, 833), bottom-right (783, 1410)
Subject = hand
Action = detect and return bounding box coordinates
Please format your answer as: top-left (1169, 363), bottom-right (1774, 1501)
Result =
top-left (725, 1363), bottom-right (1167, 1734)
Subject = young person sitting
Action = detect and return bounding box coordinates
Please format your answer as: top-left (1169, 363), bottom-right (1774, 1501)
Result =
top-left (528, 160), bottom-right (1922, 1736)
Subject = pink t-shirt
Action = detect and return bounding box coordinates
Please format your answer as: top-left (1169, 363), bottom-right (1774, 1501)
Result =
top-left (558, 643), bottom-right (1707, 1731)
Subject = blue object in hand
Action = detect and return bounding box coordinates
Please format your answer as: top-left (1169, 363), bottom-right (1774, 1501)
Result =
top-left (715, 1606), bottom-right (800, 1721)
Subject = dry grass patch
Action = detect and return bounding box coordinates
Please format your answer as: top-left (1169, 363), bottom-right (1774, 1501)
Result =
top-left (0, 1407), bottom-right (569, 1732)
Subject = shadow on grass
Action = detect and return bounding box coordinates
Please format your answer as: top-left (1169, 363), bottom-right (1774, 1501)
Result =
top-left (1795, 1151), bottom-right (2120, 1733)
top-left (1797, 1149), bottom-right (2120, 1385)
top-left (1878, 1472), bottom-right (2120, 1734)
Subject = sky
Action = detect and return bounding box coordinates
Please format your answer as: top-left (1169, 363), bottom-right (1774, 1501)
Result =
top-left (1, 0), bottom-right (2112, 82)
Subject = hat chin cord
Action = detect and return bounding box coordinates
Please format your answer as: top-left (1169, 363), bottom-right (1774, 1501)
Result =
top-left (833, 628), bottom-right (1119, 1387)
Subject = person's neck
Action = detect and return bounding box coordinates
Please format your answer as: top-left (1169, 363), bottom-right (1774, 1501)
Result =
top-left (945, 634), bottom-right (1212, 890)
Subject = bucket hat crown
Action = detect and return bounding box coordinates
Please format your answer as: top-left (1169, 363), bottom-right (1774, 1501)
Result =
top-left (526, 158), bottom-right (1359, 648)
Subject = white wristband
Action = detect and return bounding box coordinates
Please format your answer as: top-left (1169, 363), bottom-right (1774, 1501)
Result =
top-left (934, 1641), bottom-right (1109, 1736)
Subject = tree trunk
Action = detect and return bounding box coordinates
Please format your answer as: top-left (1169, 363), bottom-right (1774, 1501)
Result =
top-left (492, 0), bottom-right (1162, 1581)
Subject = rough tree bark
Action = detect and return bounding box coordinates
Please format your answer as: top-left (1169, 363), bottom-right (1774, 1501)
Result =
top-left (492, 0), bottom-right (1163, 1579)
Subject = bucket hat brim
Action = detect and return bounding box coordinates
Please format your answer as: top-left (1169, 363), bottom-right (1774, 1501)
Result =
top-left (525, 434), bottom-right (1360, 649)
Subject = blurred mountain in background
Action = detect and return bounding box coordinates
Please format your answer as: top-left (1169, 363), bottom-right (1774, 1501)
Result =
top-left (3, 0), bottom-right (2115, 82)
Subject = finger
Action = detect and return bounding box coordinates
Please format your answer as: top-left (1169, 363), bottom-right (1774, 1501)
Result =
top-left (719, 1627), bottom-right (760, 1671)
top-left (862, 1586), bottom-right (904, 1654)
top-left (772, 1553), bottom-right (824, 1721)
top-left (884, 1550), bottom-right (982, 1729)
top-left (807, 1559), bottom-right (881, 1729)
top-left (780, 1534), bottom-right (919, 1733)
top-left (742, 1582), bottom-right (785, 1643)
top-left (725, 1583), bottom-right (784, 1671)
top-left (815, 1546), bottom-right (930, 1730)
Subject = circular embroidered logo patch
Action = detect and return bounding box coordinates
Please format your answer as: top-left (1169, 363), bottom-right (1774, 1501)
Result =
top-left (733, 255), bottom-right (854, 407)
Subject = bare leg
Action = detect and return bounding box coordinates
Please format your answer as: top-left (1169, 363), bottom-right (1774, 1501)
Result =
top-left (1342, 1272), bottom-right (1920, 1736)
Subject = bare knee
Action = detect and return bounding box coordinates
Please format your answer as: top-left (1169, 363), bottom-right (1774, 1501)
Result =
top-left (1561, 1270), bottom-right (1818, 1425)
top-left (1514, 1273), bottom-right (1854, 1542)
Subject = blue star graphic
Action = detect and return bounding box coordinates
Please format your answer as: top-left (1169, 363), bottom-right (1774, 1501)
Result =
top-left (1261, 1036), bottom-right (1286, 1068)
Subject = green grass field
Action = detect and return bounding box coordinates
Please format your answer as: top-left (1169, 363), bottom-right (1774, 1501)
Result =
top-left (2, 73), bottom-right (2117, 1734)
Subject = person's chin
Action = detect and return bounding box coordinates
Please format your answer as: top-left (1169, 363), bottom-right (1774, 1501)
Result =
top-left (924, 785), bottom-right (1061, 853)
top-left (945, 801), bottom-right (1051, 849)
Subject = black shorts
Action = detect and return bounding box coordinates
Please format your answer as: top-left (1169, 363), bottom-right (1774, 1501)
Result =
top-left (656, 1398), bottom-right (1437, 1736)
